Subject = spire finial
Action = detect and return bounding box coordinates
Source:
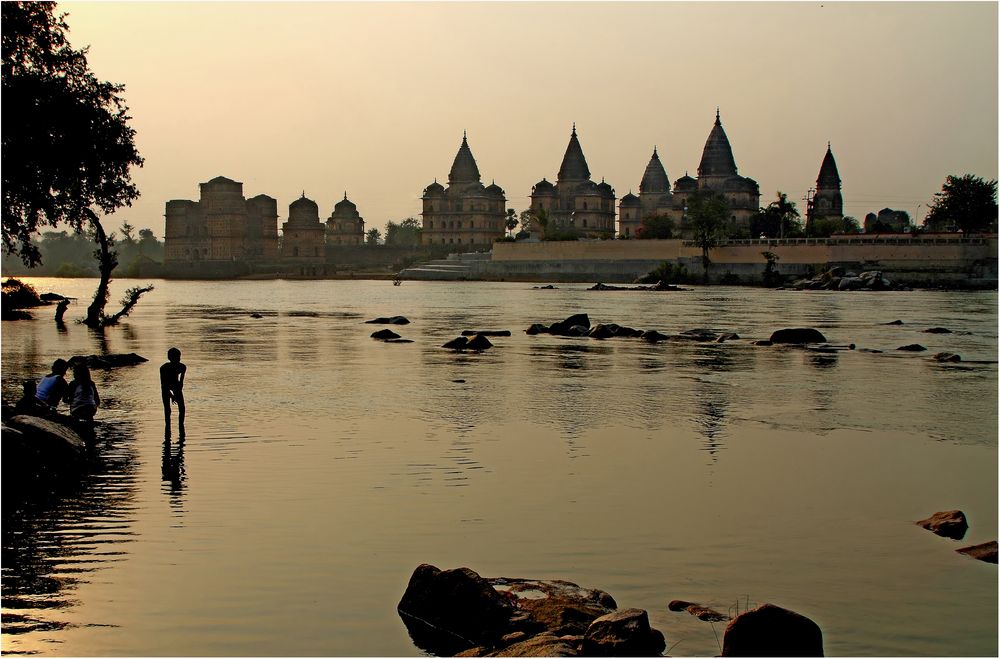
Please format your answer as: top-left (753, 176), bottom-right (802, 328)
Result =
top-left (653, 145), bottom-right (658, 157)
top-left (715, 107), bottom-right (721, 125)
top-left (301, 190), bottom-right (305, 199)
top-left (463, 130), bottom-right (467, 142)
top-left (827, 141), bottom-right (831, 150)
top-left (343, 191), bottom-right (347, 200)
top-left (572, 122), bottom-right (577, 136)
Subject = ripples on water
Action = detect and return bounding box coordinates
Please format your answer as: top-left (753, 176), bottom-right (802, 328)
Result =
top-left (1, 279), bottom-right (997, 656)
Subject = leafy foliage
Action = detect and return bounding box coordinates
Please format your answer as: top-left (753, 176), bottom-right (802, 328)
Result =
top-left (384, 217), bottom-right (422, 247)
top-left (2, 1), bottom-right (144, 266)
top-left (365, 228), bottom-right (382, 246)
top-left (807, 216), bottom-right (862, 238)
top-left (923, 174), bottom-right (998, 233)
top-left (751, 191), bottom-right (803, 238)
top-left (638, 261), bottom-right (691, 285)
top-left (687, 191), bottom-right (729, 281)
top-left (636, 215), bottom-right (674, 239)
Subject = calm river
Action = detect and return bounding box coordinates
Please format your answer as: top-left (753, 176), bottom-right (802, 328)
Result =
top-left (1, 278), bottom-right (997, 656)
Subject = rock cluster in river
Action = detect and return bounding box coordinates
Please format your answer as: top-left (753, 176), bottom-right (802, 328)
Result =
top-left (790, 267), bottom-right (906, 291)
top-left (397, 564), bottom-right (665, 657)
top-left (917, 510), bottom-right (997, 564)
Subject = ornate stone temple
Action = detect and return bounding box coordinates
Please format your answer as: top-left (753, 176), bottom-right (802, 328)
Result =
top-left (620, 111), bottom-right (760, 238)
top-left (618, 147), bottom-right (673, 237)
top-left (529, 125), bottom-right (616, 238)
top-left (280, 194), bottom-right (327, 271)
top-left (420, 133), bottom-right (507, 247)
top-left (806, 143), bottom-right (844, 230)
top-left (674, 110), bottom-right (760, 236)
top-left (326, 193), bottom-right (365, 245)
top-left (164, 176), bottom-right (279, 263)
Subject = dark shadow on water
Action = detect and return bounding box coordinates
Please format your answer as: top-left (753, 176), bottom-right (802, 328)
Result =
top-left (162, 434), bottom-right (187, 507)
top-left (1, 419), bottom-right (139, 647)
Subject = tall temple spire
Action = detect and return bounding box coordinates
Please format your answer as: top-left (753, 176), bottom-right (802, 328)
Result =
top-left (697, 109), bottom-right (738, 178)
top-left (816, 143), bottom-right (841, 190)
top-left (640, 146), bottom-right (670, 194)
top-left (448, 132), bottom-right (481, 184)
top-left (558, 124), bottom-right (591, 182)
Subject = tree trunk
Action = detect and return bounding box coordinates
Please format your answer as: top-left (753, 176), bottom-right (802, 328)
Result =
top-left (701, 248), bottom-right (711, 284)
top-left (83, 208), bottom-right (118, 329)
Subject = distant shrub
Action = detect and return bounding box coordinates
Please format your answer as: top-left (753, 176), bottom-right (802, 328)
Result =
top-left (637, 261), bottom-right (691, 284)
top-left (2, 278), bottom-right (43, 312)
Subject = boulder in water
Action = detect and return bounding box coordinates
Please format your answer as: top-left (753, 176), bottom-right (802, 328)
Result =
top-left (916, 510), bottom-right (968, 540)
top-left (721, 603), bottom-right (823, 657)
top-left (769, 328), bottom-right (828, 344)
top-left (956, 541), bottom-right (998, 564)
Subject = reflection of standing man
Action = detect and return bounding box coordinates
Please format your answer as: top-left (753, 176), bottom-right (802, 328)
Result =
top-left (160, 347), bottom-right (187, 436)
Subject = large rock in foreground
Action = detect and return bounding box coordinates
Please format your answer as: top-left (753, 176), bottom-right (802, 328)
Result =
top-left (916, 510), bottom-right (968, 540)
top-left (398, 564), bottom-right (514, 654)
top-left (3, 415), bottom-right (88, 481)
top-left (769, 328), bottom-right (828, 344)
top-left (721, 603), bottom-right (823, 656)
top-left (581, 608), bottom-right (665, 657)
top-left (398, 564), bottom-right (663, 657)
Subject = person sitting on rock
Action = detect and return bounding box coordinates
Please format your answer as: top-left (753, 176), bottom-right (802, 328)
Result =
top-left (35, 358), bottom-right (69, 408)
top-left (16, 379), bottom-right (51, 415)
top-left (65, 363), bottom-right (100, 421)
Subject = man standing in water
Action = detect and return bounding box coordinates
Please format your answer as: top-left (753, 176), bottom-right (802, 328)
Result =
top-left (160, 348), bottom-right (186, 436)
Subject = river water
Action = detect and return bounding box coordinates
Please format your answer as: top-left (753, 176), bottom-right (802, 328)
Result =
top-left (1, 278), bottom-right (997, 657)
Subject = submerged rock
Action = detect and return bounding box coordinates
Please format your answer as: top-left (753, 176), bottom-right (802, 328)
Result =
top-left (931, 352), bottom-right (962, 363)
top-left (549, 314), bottom-right (591, 336)
top-left (461, 330), bottom-right (512, 337)
top-left (443, 337), bottom-right (470, 350)
top-left (667, 600), bottom-right (728, 622)
top-left (956, 541), bottom-right (998, 564)
top-left (366, 316), bottom-right (410, 325)
top-left (371, 329), bottom-right (401, 340)
top-left (884, 319), bottom-right (905, 325)
top-left (525, 323), bottom-right (549, 335)
top-left (641, 330), bottom-right (670, 343)
top-left (721, 603), bottom-right (823, 657)
top-left (916, 510), bottom-right (968, 540)
top-left (924, 327), bottom-right (953, 334)
top-left (465, 335), bottom-right (494, 351)
top-left (769, 328), bottom-right (828, 344)
top-left (897, 344), bottom-right (927, 352)
top-left (69, 353), bottom-right (147, 369)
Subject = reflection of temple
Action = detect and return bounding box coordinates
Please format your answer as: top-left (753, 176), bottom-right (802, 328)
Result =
top-left (529, 125), bottom-right (617, 238)
top-left (420, 133), bottom-right (507, 247)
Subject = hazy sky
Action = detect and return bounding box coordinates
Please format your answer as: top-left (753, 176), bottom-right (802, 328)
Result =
top-left (59, 1), bottom-right (998, 236)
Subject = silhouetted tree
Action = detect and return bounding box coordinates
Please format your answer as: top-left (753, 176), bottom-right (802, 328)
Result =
top-left (365, 228), bottom-right (382, 246)
top-left (505, 209), bottom-right (518, 236)
top-left (636, 215), bottom-right (674, 239)
top-left (687, 191), bottom-right (728, 282)
top-left (923, 174), bottom-right (998, 233)
top-left (3, 2), bottom-right (150, 327)
top-left (2, 1), bottom-right (143, 266)
top-left (533, 208), bottom-right (551, 239)
top-left (752, 191), bottom-right (802, 239)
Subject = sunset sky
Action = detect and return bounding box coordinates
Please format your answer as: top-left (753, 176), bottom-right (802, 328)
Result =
top-left (60, 1), bottom-right (998, 237)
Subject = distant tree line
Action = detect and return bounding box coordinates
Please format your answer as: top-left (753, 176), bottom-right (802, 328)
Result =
top-left (0, 224), bottom-right (164, 276)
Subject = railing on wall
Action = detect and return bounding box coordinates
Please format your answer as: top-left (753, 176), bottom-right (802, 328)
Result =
top-left (686, 234), bottom-right (994, 248)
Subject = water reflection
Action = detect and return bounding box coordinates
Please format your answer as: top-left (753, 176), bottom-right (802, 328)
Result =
top-left (161, 436), bottom-right (187, 511)
top-left (1, 420), bottom-right (139, 650)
